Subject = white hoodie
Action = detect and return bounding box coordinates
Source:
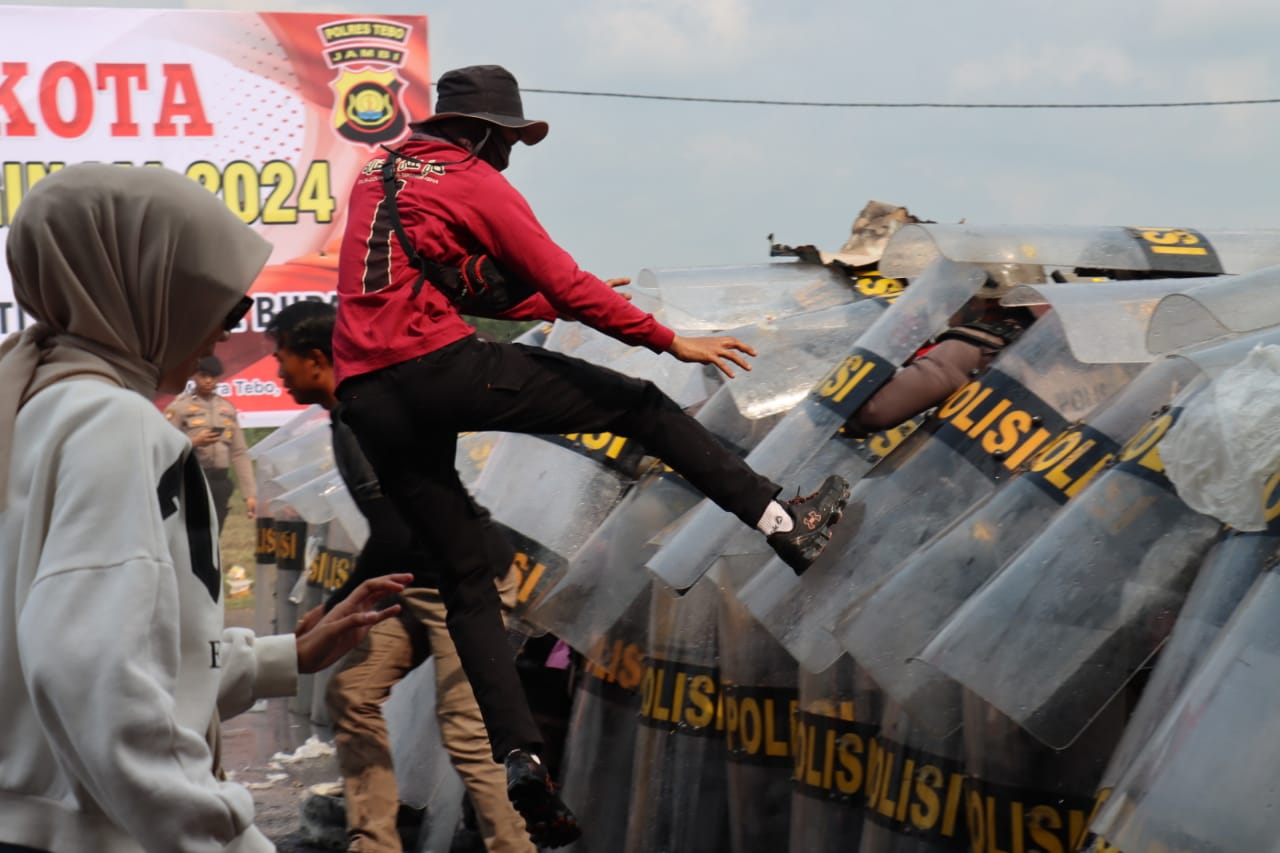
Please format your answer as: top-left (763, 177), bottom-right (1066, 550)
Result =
top-left (0, 165), bottom-right (292, 852)
top-left (0, 380), bottom-right (296, 852)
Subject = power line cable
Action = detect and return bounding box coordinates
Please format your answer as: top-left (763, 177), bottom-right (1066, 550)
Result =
top-left (517, 87), bottom-right (1280, 109)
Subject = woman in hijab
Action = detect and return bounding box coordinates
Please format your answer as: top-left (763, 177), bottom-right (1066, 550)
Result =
top-left (0, 164), bottom-right (409, 853)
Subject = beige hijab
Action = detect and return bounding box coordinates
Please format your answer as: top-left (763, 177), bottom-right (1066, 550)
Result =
top-left (0, 163), bottom-right (272, 509)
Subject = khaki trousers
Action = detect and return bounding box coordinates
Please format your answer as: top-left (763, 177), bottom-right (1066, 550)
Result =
top-left (326, 569), bottom-right (534, 853)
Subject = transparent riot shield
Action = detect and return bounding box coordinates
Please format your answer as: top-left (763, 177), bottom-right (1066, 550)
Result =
top-left (530, 296), bottom-right (892, 647)
top-left (879, 223), bottom-right (1280, 279)
top-left (308, 518), bottom-right (360, 727)
top-left (270, 471), bottom-right (337, 716)
top-left (623, 577), bottom-right (730, 853)
top-left (647, 258), bottom-right (989, 592)
top-left (960, 688), bottom-right (1125, 853)
top-left (835, 354), bottom-right (1203, 736)
top-left (918, 379), bottom-right (1226, 750)
top-left (632, 261), bottom-right (862, 332)
top-left (788, 656), bottom-right (884, 853)
top-left (529, 382), bottom-right (780, 647)
top-left (1002, 278), bottom-right (1224, 365)
top-left (856, 700), bottom-right (969, 853)
top-left (1088, 562), bottom-right (1280, 853)
top-left (717, 554), bottom-right (799, 853)
top-left (740, 312), bottom-right (1142, 673)
top-left (251, 421), bottom-right (333, 635)
top-left (1080, 525), bottom-right (1274, 851)
top-left (247, 403), bottom-right (329, 464)
top-left (1147, 263), bottom-right (1280, 353)
top-left (724, 298), bottom-right (901, 420)
top-left (470, 321), bottom-right (715, 628)
top-left (558, 590), bottom-right (652, 853)
top-left (270, 508), bottom-right (309, 656)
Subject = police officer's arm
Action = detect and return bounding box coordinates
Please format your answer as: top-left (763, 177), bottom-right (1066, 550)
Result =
top-left (163, 399), bottom-right (184, 429)
top-left (848, 339), bottom-right (991, 434)
top-left (227, 415), bottom-right (257, 506)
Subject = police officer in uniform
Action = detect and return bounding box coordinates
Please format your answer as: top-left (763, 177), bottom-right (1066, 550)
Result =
top-left (164, 354), bottom-right (257, 530)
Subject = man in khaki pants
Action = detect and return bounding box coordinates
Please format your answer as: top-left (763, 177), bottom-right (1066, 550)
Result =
top-left (271, 301), bottom-right (533, 853)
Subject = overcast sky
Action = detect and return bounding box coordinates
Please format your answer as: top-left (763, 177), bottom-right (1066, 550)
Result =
top-left (5, 0), bottom-right (1277, 279)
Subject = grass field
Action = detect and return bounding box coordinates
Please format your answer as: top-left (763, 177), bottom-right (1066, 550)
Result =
top-left (220, 489), bottom-right (258, 612)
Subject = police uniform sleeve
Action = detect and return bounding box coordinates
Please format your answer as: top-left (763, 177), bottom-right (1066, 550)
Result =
top-left (849, 338), bottom-right (989, 434)
top-left (227, 412), bottom-right (256, 501)
top-left (163, 397), bottom-right (184, 428)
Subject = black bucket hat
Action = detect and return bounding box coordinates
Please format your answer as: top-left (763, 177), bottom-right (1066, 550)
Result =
top-left (414, 65), bottom-right (549, 145)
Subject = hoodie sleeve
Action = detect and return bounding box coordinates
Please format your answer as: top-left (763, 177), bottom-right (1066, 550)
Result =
top-left (216, 628), bottom-right (298, 719)
top-left (461, 171), bottom-right (676, 353)
top-left (16, 401), bottom-right (272, 852)
top-left (20, 562), bottom-right (273, 852)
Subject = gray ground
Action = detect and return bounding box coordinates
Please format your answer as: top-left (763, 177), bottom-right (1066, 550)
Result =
top-left (223, 608), bottom-right (342, 851)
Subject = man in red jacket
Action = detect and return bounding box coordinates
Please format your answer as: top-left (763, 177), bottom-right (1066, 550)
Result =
top-left (333, 64), bottom-right (849, 848)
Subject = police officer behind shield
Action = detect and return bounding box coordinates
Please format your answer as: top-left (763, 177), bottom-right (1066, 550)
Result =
top-left (164, 354), bottom-right (257, 530)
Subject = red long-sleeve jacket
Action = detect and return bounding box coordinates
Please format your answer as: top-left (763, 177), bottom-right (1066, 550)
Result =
top-left (333, 135), bottom-right (675, 384)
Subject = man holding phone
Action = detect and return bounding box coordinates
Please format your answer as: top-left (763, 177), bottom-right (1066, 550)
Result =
top-left (164, 354), bottom-right (258, 530)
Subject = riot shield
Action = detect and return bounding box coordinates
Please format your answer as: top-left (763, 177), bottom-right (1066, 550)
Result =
top-left (879, 223), bottom-right (1280, 279)
top-left (558, 590), bottom-right (652, 853)
top-left (632, 261), bottom-right (863, 332)
top-left (1002, 278), bottom-right (1224, 365)
top-left (788, 656), bottom-right (884, 853)
top-left (1088, 562), bottom-right (1280, 852)
top-left (1146, 263), bottom-right (1280, 353)
top-left (718, 554), bottom-right (799, 853)
top-left (251, 422), bottom-right (333, 635)
top-left (739, 312), bottom-right (1142, 673)
top-left (246, 402), bottom-right (329, 463)
top-left (307, 518), bottom-right (360, 727)
top-left (529, 381), bottom-right (778, 648)
top-left (960, 688), bottom-right (1125, 853)
top-left (1080, 525), bottom-right (1274, 851)
top-left (530, 298), bottom-right (891, 647)
top-left (647, 258), bottom-right (989, 593)
top-left (269, 471), bottom-right (337, 716)
top-left (836, 353), bottom-right (1202, 735)
top-left (725, 298), bottom-right (905, 420)
top-left (623, 576), bottom-right (730, 853)
top-left (470, 318), bottom-right (714, 629)
top-left (856, 700), bottom-right (969, 853)
top-left (917, 377), bottom-right (1225, 750)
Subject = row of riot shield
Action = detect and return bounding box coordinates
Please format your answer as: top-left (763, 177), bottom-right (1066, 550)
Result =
top-left (542, 228), bottom-right (1280, 853)
top-left (791, 261), bottom-right (1280, 852)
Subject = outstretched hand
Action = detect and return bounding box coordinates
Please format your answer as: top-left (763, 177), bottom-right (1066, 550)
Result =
top-left (294, 573), bottom-right (412, 673)
top-left (604, 277), bottom-right (632, 300)
top-left (668, 335), bottom-right (757, 378)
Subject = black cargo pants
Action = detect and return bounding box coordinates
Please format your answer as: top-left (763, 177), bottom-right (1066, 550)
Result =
top-left (337, 335), bottom-right (780, 759)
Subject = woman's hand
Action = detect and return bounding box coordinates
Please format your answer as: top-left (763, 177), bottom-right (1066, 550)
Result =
top-left (668, 335), bottom-right (757, 378)
top-left (294, 574), bottom-right (412, 673)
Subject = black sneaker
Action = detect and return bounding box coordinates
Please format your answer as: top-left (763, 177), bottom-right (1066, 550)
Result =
top-left (767, 475), bottom-right (852, 574)
top-left (505, 749), bottom-right (580, 848)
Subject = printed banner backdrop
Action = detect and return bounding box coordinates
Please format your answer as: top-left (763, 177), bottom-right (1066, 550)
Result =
top-left (0, 6), bottom-right (431, 425)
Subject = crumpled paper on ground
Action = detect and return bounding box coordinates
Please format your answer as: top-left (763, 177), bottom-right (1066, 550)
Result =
top-left (1163, 344), bottom-right (1280, 531)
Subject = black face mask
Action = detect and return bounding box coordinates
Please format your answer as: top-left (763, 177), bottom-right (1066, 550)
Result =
top-left (469, 128), bottom-right (515, 172)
